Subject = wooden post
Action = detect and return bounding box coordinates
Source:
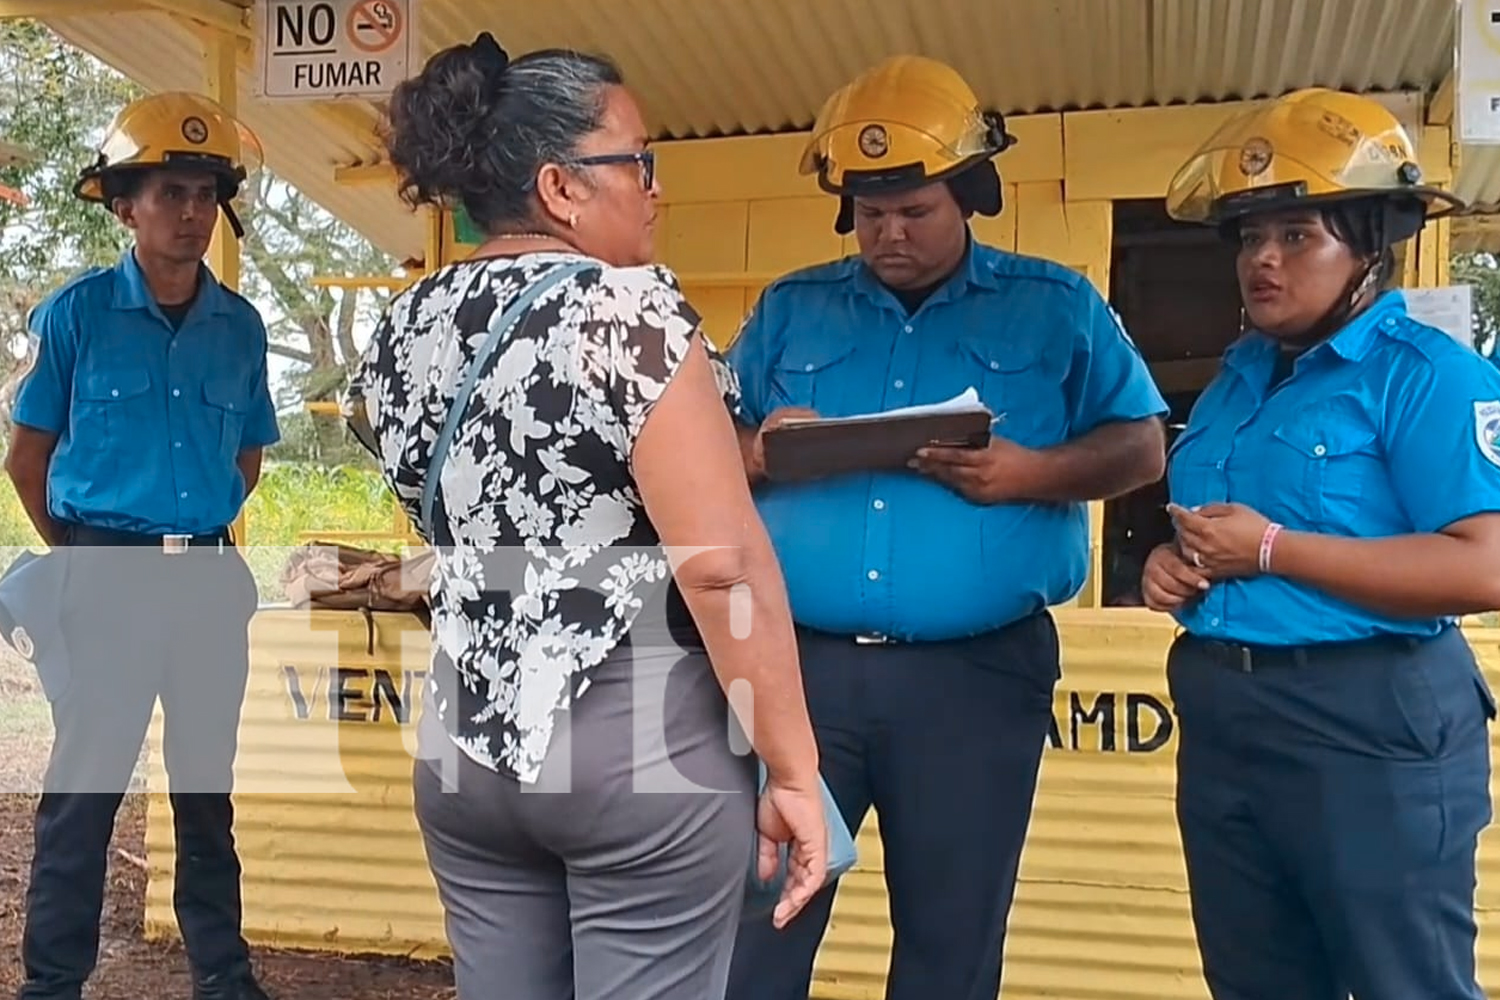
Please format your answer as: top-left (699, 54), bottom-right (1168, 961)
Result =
top-left (199, 26), bottom-right (249, 544)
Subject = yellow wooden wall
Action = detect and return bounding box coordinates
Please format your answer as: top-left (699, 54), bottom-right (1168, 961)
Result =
top-left (143, 610), bottom-right (1500, 1000)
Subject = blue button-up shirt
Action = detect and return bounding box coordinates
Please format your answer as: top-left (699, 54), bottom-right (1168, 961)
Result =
top-left (1168, 289), bottom-right (1500, 645)
top-left (729, 239), bottom-right (1168, 641)
top-left (13, 249), bottom-right (281, 535)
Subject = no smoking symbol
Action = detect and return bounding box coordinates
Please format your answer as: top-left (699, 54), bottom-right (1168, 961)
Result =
top-left (347, 0), bottom-right (401, 53)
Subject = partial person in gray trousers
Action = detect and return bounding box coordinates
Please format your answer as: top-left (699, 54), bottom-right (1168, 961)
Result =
top-left (347, 30), bottom-right (828, 1000)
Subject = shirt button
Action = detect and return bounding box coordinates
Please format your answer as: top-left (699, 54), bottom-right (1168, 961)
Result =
top-left (1314, 444), bottom-right (1326, 456)
top-left (990, 361), bottom-right (1000, 370)
top-left (894, 379), bottom-right (905, 389)
top-left (867, 570), bottom-right (880, 581)
top-left (903, 325), bottom-right (913, 334)
top-left (872, 499), bottom-right (885, 510)
top-left (174, 441), bottom-right (182, 449)
top-left (1211, 617), bottom-right (1221, 627)
top-left (180, 491), bottom-right (188, 499)
top-left (110, 389), bottom-right (119, 397)
top-left (172, 388), bottom-right (181, 397)
top-left (804, 363), bottom-right (815, 372)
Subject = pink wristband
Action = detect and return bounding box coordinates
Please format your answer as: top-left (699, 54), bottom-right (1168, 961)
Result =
top-left (1258, 523), bottom-right (1282, 574)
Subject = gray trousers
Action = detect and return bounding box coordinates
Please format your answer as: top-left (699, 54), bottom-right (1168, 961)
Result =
top-left (413, 642), bottom-right (757, 1000)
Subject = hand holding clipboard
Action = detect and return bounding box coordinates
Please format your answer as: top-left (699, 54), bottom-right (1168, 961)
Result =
top-left (761, 388), bottom-right (997, 484)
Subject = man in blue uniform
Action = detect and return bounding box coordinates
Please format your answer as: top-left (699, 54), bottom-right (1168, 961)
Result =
top-left (725, 57), bottom-right (1168, 1000)
top-left (6, 92), bottom-right (279, 1000)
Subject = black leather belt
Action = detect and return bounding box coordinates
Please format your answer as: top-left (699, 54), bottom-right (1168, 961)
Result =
top-left (65, 523), bottom-right (233, 553)
top-left (1180, 631), bottom-right (1425, 673)
top-left (824, 610), bottom-right (1049, 647)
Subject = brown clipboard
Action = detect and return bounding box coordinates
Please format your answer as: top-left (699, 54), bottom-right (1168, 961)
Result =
top-left (762, 407), bottom-right (993, 483)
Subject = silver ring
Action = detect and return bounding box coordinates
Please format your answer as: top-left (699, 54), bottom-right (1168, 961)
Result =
top-left (1192, 551), bottom-right (1205, 568)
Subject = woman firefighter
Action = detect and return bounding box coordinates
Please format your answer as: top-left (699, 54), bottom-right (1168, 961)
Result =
top-left (1144, 87), bottom-right (1500, 1000)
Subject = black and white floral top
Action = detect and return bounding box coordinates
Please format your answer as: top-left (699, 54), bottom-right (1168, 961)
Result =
top-left (351, 250), bottom-right (739, 783)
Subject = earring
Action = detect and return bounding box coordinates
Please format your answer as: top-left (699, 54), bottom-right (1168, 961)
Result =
top-left (568, 212), bottom-right (579, 229)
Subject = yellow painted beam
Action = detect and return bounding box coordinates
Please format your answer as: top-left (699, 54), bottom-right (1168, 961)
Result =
top-left (1429, 71), bottom-right (1455, 127)
top-left (1419, 124), bottom-right (1455, 186)
top-left (199, 26), bottom-right (249, 549)
top-left (342, 113), bottom-right (1065, 200)
top-left (0, 0), bottom-right (150, 15)
top-left (1063, 102), bottom-right (1255, 202)
top-left (204, 28), bottom-right (239, 293)
top-left (1064, 97), bottom-right (1451, 203)
top-left (142, 0), bottom-right (247, 36)
top-left (311, 275), bottom-right (409, 290)
top-left (334, 162), bottom-right (395, 186)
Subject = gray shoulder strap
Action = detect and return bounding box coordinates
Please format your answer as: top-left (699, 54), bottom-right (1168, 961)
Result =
top-left (420, 259), bottom-right (596, 539)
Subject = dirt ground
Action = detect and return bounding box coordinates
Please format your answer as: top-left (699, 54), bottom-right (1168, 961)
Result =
top-left (0, 650), bottom-right (457, 1000)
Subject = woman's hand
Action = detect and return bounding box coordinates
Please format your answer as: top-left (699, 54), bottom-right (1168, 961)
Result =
top-left (1167, 502), bottom-right (1272, 580)
top-left (1141, 542), bottom-right (1211, 612)
top-left (756, 775), bottom-right (828, 929)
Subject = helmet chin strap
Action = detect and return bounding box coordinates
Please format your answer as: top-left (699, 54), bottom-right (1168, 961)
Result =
top-left (1284, 260), bottom-right (1380, 351)
top-left (220, 200), bottom-right (245, 240)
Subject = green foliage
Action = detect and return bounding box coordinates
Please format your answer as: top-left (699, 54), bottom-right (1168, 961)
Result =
top-left (0, 19), bottom-right (139, 284)
top-left (240, 462), bottom-right (398, 548)
top-left (0, 19), bottom-right (140, 365)
top-left (0, 462), bottom-right (408, 602)
top-left (1451, 252), bottom-right (1500, 358)
top-left (0, 22), bottom-right (401, 443)
top-left (265, 409), bottom-right (379, 469)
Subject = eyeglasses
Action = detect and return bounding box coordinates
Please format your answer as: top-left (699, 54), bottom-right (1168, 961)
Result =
top-left (573, 150), bottom-right (656, 190)
top-left (522, 150), bottom-right (656, 192)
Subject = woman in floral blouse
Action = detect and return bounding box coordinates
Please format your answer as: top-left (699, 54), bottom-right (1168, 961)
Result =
top-left (349, 30), bottom-right (826, 1000)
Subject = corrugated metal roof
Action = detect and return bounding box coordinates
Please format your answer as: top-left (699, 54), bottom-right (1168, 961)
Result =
top-left (38, 0), bottom-right (1468, 265)
top-left (44, 10), bottom-right (422, 262)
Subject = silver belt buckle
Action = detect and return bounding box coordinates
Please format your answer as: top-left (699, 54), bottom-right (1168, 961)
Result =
top-left (854, 632), bottom-right (894, 646)
top-left (162, 533), bottom-right (190, 555)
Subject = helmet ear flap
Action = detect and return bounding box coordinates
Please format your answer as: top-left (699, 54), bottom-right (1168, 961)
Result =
top-left (834, 195), bottom-right (854, 235)
top-left (947, 160), bottom-right (1002, 218)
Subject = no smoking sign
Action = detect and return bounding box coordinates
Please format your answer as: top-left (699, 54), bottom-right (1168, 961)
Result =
top-left (347, 0), bottom-right (401, 53)
top-left (257, 0), bottom-right (419, 101)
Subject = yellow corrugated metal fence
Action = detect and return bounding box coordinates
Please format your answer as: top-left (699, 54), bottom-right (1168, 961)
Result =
top-left (140, 609), bottom-right (1500, 998)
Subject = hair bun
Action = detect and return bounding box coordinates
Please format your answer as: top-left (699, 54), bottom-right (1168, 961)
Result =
top-left (471, 31), bottom-right (510, 77)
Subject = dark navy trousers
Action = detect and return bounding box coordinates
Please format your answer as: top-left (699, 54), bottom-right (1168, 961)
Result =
top-left (19, 538), bottom-right (258, 1000)
top-left (725, 612), bottom-right (1059, 1000)
top-left (1168, 627), bottom-right (1495, 1000)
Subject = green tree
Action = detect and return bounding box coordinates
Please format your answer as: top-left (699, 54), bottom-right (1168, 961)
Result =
top-left (0, 20), bottom-right (394, 466)
top-left (1451, 251), bottom-right (1500, 359)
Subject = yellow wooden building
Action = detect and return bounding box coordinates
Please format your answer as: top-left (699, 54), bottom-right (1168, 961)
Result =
top-left (7, 1), bottom-right (1500, 997)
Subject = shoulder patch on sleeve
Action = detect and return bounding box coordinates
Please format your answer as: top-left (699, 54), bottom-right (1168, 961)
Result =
top-left (1107, 303), bottom-right (1135, 341)
top-left (15, 332), bottom-right (39, 384)
top-left (1475, 400), bottom-right (1500, 468)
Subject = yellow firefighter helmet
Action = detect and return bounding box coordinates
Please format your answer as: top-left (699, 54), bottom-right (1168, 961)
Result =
top-left (798, 55), bottom-right (1015, 197)
top-left (74, 91), bottom-right (263, 235)
top-left (1165, 87), bottom-right (1462, 238)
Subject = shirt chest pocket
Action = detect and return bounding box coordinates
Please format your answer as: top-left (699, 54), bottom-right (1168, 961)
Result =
top-left (771, 340), bottom-right (858, 414)
top-left (75, 368), bottom-right (152, 440)
top-left (959, 337), bottom-right (1068, 447)
top-left (201, 378), bottom-right (249, 458)
top-left (1269, 413), bottom-right (1379, 529)
top-left (1166, 423), bottom-right (1224, 509)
